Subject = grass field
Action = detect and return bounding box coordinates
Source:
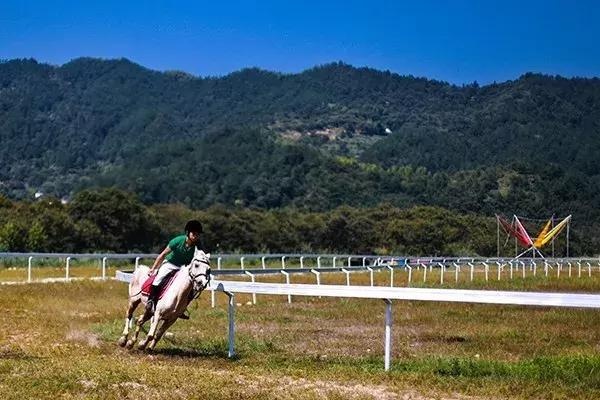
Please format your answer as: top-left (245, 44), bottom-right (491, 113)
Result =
top-left (0, 268), bottom-right (599, 399)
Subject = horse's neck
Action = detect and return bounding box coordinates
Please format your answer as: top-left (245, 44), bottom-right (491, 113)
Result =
top-left (171, 267), bottom-right (193, 295)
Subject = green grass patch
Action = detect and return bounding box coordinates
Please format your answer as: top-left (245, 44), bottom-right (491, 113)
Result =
top-left (1, 272), bottom-right (599, 399)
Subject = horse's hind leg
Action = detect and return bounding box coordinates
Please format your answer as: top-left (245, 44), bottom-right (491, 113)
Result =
top-left (118, 299), bottom-right (140, 347)
top-left (127, 310), bottom-right (151, 349)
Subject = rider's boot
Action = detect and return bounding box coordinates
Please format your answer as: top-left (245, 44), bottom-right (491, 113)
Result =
top-left (146, 285), bottom-right (160, 313)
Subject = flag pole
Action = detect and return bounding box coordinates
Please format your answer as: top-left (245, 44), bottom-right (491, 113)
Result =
top-left (566, 219), bottom-right (570, 258)
top-left (497, 215), bottom-right (500, 258)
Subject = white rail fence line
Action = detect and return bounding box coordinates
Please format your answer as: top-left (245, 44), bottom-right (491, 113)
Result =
top-left (0, 252), bottom-right (158, 283)
top-left (3, 253), bottom-right (600, 285)
top-left (0, 253), bottom-right (393, 282)
top-left (115, 271), bottom-right (600, 371)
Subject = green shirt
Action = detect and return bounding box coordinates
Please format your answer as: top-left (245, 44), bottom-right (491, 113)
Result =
top-left (165, 235), bottom-right (197, 267)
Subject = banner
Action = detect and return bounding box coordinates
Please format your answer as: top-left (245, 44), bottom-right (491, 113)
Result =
top-left (533, 217), bottom-right (553, 249)
top-left (537, 215), bottom-right (571, 248)
top-left (496, 215), bottom-right (533, 248)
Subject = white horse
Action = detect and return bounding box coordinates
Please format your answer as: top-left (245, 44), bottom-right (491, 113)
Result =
top-left (117, 248), bottom-right (211, 351)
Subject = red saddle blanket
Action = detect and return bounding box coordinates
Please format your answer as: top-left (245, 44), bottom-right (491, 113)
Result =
top-left (141, 270), bottom-right (179, 299)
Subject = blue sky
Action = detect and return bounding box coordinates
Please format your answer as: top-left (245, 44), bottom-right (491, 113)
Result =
top-left (1, 0), bottom-right (599, 84)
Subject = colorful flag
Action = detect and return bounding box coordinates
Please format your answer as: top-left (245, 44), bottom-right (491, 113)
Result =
top-left (533, 217), bottom-right (553, 249)
top-left (538, 215), bottom-right (571, 248)
top-left (496, 215), bottom-right (533, 248)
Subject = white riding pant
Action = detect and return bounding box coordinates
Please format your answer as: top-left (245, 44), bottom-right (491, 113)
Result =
top-left (152, 262), bottom-right (181, 287)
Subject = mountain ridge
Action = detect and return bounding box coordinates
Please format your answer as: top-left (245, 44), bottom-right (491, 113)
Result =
top-left (0, 57), bottom-right (599, 219)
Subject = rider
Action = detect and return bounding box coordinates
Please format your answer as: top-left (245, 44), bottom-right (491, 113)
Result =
top-left (146, 219), bottom-right (204, 319)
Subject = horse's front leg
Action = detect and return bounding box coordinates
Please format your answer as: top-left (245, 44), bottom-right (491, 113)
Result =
top-left (118, 299), bottom-right (140, 347)
top-left (139, 313), bottom-right (161, 351)
top-left (148, 317), bottom-right (176, 351)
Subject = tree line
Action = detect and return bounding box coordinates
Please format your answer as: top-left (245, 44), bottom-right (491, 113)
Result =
top-left (0, 188), bottom-right (579, 257)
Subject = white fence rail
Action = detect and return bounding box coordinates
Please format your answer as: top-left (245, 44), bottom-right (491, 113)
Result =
top-left (115, 271), bottom-right (600, 371)
top-left (212, 281), bottom-right (600, 371)
top-left (3, 252), bottom-right (600, 285)
top-left (0, 252), bottom-right (398, 284)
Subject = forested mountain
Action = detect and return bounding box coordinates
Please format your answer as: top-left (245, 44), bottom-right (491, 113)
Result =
top-left (1, 57), bottom-right (599, 254)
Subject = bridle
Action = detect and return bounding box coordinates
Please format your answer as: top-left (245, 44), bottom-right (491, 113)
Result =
top-left (188, 257), bottom-right (211, 294)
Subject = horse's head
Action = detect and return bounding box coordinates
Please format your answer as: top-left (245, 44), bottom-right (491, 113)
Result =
top-left (188, 248), bottom-right (211, 292)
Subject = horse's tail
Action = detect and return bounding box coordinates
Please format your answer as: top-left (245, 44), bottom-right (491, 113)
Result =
top-left (129, 264), bottom-right (151, 299)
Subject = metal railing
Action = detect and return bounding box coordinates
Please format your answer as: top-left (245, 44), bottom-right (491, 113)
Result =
top-left (114, 270), bottom-right (600, 371)
top-left (2, 252), bottom-right (599, 285)
top-left (0, 252), bottom-right (403, 284)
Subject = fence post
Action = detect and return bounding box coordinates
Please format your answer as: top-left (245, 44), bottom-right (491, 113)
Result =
top-left (244, 271), bottom-right (256, 304)
top-left (240, 257), bottom-right (245, 270)
top-left (262, 256), bottom-right (266, 269)
top-left (311, 269), bottom-right (321, 298)
top-left (135, 257), bottom-right (140, 269)
top-left (28, 256), bottom-right (33, 283)
top-left (300, 256), bottom-right (304, 269)
top-left (483, 262), bottom-right (489, 282)
top-left (281, 256), bottom-right (286, 270)
top-left (469, 262), bottom-right (474, 281)
top-left (341, 268), bottom-right (350, 286)
top-left (367, 266), bottom-right (374, 287)
top-left (227, 292), bottom-right (236, 358)
top-left (454, 262), bottom-right (460, 283)
top-left (311, 269), bottom-right (321, 285)
top-left (496, 262), bottom-right (502, 280)
top-left (387, 265), bottom-right (394, 287)
top-left (102, 257), bottom-right (107, 280)
top-left (66, 257), bottom-right (71, 281)
top-left (281, 271), bottom-right (291, 303)
top-left (383, 299), bottom-right (392, 371)
top-left (217, 257), bottom-right (222, 270)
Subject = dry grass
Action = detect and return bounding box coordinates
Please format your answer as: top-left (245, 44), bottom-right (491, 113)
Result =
top-left (0, 268), bottom-right (599, 399)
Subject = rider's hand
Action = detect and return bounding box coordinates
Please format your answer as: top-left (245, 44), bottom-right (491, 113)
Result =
top-left (148, 269), bottom-right (155, 276)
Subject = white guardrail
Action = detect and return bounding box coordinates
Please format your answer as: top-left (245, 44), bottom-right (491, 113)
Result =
top-left (3, 252), bottom-right (600, 284)
top-left (115, 270), bottom-right (600, 371)
top-left (0, 253), bottom-right (399, 283)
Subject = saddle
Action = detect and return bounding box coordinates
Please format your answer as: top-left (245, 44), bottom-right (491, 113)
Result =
top-left (141, 270), bottom-right (179, 300)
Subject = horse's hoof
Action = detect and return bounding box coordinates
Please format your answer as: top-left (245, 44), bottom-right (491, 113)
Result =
top-left (117, 336), bottom-right (128, 347)
top-left (138, 341), bottom-right (147, 351)
top-left (125, 340), bottom-right (135, 349)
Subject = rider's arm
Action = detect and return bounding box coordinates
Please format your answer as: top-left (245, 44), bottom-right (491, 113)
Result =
top-left (149, 246), bottom-right (172, 275)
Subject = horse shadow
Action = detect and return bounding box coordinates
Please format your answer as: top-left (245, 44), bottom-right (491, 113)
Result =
top-left (148, 345), bottom-right (238, 360)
